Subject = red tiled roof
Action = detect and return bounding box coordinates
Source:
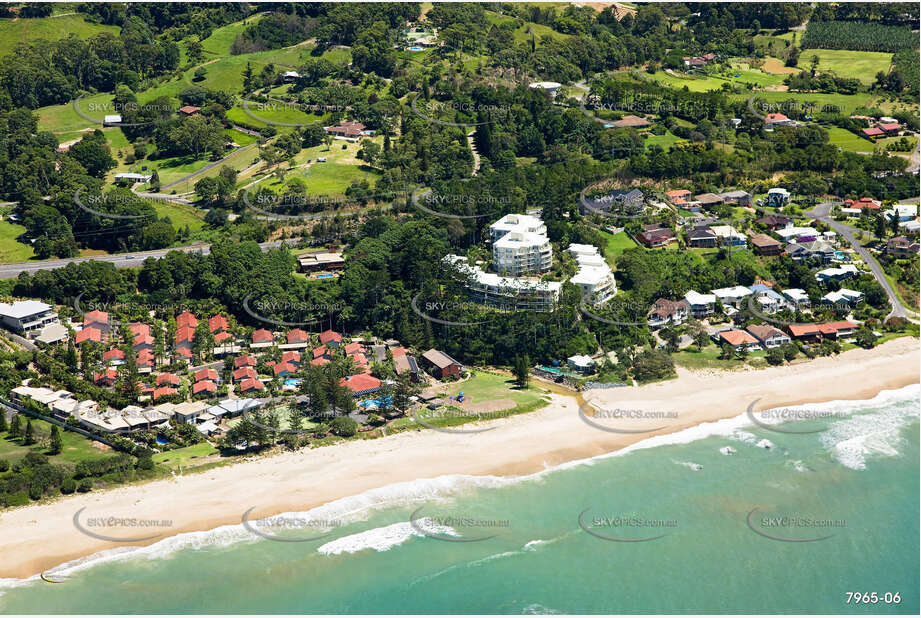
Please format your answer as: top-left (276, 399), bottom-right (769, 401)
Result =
top-left (310, 357), bottom-right (330, 366)
top-left (239, 378), bottom-right (265, 392)
top-left (788, 324), bottom-right (821, 337)
top-left (136, 348), bottom-right (155, 366)
top-left (824, 321), bottom-right (858, 331)
top-left (233, 367), bottom-right (257, 381)
top-left (178, 105), bottom-right (201, 114)
top-left (176, 311), bottom-right (198, 329)
top-left (274, 362), bottom-right (296, 376)
top-left (765, 112), bottom-right (788, 123)
top-left (339, 373), bottom-right (381, 394)
top-left (84, 310), bottom-right (109, 325)
top-left (209, 315), bottom-right (229, 332)
top-left (352, 353), bottom-right (369, 366)
top-left (94, 369), bottom-right (117, 384)
top-left (312, 345), bottom-right (328, 359)
top-left (252, 328), bottom-right (274, 343)
top-left (214, 331), bottom-right (232, 343)
top-left (344, 342), bottom-right (363, 355)
top-left (193, 380), bottom-right (216, 394)
top-left (234, 355), bottom-right (257, 368)
top-left (390, 346), bottom-right (407, 358)
top-left (877, 122), bottom-right (900, 131)
top-left (175, 326), bottom-right (195, 344)
top-left (287, 328), bottom-right (309, 343)
top-left (319, 329), bottom-right (342, 344)
top-left (194, 368), bottom-right (218, 382)
top-left (862, 127), bottom-right (884, 137)
top-left (129, 323), bottom-right (149, 337)
top-left (103, 348), bottom-right (125, 361)
top-left (75, 327), bottom-right (102, 344)
top-left (718, 330), bottom-right (758, 346)
top-left (153, 386), bottom-right (177, 400)
top-left (281, 351), bottom-right (301, 364)
top-left (175, 347), bottom-right (193, 359)
top-left (156, 373), bottom-right (180, 386)
top-left (666, 189), bottom-right (691, 198)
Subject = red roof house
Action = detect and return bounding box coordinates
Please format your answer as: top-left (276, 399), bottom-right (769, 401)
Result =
top-left (94, 369), bottom-right (117, 386)
top-left (153, 386), bottom-right (177, 400)
top-left (75, 327), bottom-right (102, 344)
top-left (287, 329), bottom-right (309, 344)
top-left (239, 378), bottom-right (265, 393)
top-left (233, 367), bottom-right (257, 382)
top-left (319, 329), bottom-right (342, 346)
top-left (194, 368), bottom-right (218, 382)
top-left (234, 355), bottom-right (257, 369)
top-left (339, 373), bottom-right (382, 396)
top-left (176, 311), bottom-right (198, 330)
top-left (252, 328), bottom-right (274, 344)
top-left (156, 373), bottom-right (180, 386)
top-left (193, 380), bottom-right (217, 395)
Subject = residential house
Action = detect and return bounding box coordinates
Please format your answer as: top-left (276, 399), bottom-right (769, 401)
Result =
top-left (647, 298), bottom-right (690, 329)
top-left (172, 401), bottom-right (210, 424)
top-left (886, 236), bottom-right (920, 258)
top-left (324, 120), bottom-right (367, 139)
top-left (756, 214), bottom-right (792, 230)
top-left (636, 225), bottom-right (677, 248)
top-left (782, 288), bottom-right (811, 309)
top-left (94, 369), bottom-right (118, 387)
top-left (774, 226), bottom-right (818, 243)
top-left (886, 204), bottom-right (918, 222)
top-left (717, 190), bottom-right (752, 206)
top-left (104, 348), bottom-right (125, 366)
top-left (815, 264), bottom-right (859, 282)
top-left (298, 251), bottom-right (346, 273)
top-left (209, 315), bottom-right (231, 343)
top-left (566, 245), bottom-right (616, 307)
top-left (194, 368), bottom-right (218, 383)
top-left (684, 290), bottom-right (716, 317)
top-left (717, 329), bottom-right (760, 351)
top-left (843, 197), bottom-right (881, 211)
top-left (582, 189), bottom-right (644, 216)
top-left (750, 233), bottom-right (782, 256)
top-left (748, 284), bottom-right (786, 314)
top-left (687, 226), bottom-right (718, 248)
top-left (787, 321), bottom-right (858, 342)
top-left (665, 189), bottom-right (692, 204)
top-left (153, 386), bottom-right (177, 400)
top-left (822, 289), bottom-right (864, 306)
top-left (281, 351), bottom-right (301, 366)
top-left (421, 349), bottom-right (462, 379)
top-left (156, 373), bottom-right (180, 387)
top-left (84, 309), bottom-right (110, 335)
top-left (178, 105), bottom-right (201, 116)
top-left (711, 225), bottom-right (746, 247)
top-left (233, 367), bottom-right (258, 383)
top-left (176, 311), bottom-right (198, 330)
top-left (764, 188), bottom-right (790, 209)
top-left (764, 113), bottom-right (798, 130)
top-left (694, 193), bottom-right (723, 209)
top-left (786, 240), bottom-right (836, 264)
top-left (136, 349), bottom-right (155, 373)
top-left (745, 324), bottom-right (791, 348)
top-left (239, 378), bottom-right (265, 393)
top-left (286, 328), bottom-right (309, 345)
top-left (130, 323), bottom-right (154, 352)
top-left (712, 286), bottom-right (753, 309)
top-left (611, 115), bottom-right (651, 129)
top-left (75, 327), bottom-right (102, 345)
top-left (234, 355), bottom-right (257, 369)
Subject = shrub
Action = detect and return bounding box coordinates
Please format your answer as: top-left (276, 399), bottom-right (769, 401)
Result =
top-left (0, 459), bottom-right (9, 472)
top-left (78, 479), bottom-right (93, 493)
top-left (330, 416), bottom-right (358, 437)
top-left (61, 478), bottom-right (77, 494)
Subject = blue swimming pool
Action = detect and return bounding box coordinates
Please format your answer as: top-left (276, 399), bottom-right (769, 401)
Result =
top-left (155, 437), bottom-right (168, 445)
top-left (316, 274), bottom-right (335, 279)
top-left (360, 395), bottom-right (393, 409)
top-left (284, 378), bottom-right (302, 386)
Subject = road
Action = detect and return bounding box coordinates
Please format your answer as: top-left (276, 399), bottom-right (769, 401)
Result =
top-left (0, 238), bottom-right (303, 279)
top-left (808, 202), bottom-right (916, 321)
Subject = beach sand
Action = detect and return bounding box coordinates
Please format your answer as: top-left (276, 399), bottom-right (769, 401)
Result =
top-left (1, 337), bottom-right (918, 579)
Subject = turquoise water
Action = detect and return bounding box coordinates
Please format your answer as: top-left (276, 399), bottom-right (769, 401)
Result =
top-left (1, 386), bottom-right (917, 614)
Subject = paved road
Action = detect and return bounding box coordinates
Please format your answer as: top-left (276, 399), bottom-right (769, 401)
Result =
top-left (808, 202), bottom-right (916, 321)
top-left (0, 238), bottom-right (302, 279)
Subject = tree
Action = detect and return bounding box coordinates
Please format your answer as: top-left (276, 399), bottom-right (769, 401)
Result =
top-left (0, 411), bottom-right (6, 434)
top-left (660, 328), bottom-right (680, 352)
top-left (49, 425), bottom-right (63, 455)
top-left (330, 416), bottom-right (358, 437)
top-left (693, 329), bottom-right (709, 351)
top-left (9, 414), bottom-right (21, 438)
top-left (718, 343), bottom-right (735, 360)
top-left (765, 347), bottom-right (784, 365)
top-left (513, 355), bottom-right (530, 388)
top-left (781, 343), bottom-right (798, 361)
top-left (23, 420), bottom-right (35, 446)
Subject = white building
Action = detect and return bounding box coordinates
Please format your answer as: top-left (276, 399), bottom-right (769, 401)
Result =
top-left (710, 225), bottom-right (746, 247)
top-left (493, 230), bottom-right (553, 275)
top-left (712, 285), bottom-right (754, 308)
top-left (782, 288), bottom-right (811, 308)
top-left (488, 214), bottom-right (546, 243)
top-left (529, 81), bottom-right (562, 99)
top-left (446, 256), bottom-right (561, 312)
top-left (684, 290), bottom-right (716, 317)
top-left (774, 226), bottom-right (819, 242)
top-left (567, 354), bottom-right (595, 374)
top-left (0, 300), bottom-right (60, 337)
top-left (567, 244), bottom-right (616, 307)
top-left (886, 204), bottom-right (919, 222)
top-left (822, 288), bottom-right (864, 305)
top-left (815, 264), bottom-right (859, 282)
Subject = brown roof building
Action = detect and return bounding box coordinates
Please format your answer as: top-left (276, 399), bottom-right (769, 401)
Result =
top-left (750, 233), bottom-right (782, 256)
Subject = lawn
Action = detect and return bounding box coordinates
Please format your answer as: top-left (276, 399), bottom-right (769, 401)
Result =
top-left (151, 441), bottom-right (219, 470)
top-left (599, 230), bottom-right (637, 263)
top-left (199, 15), bottom-right (264, 57)
top-left (826, 127), bottom-right (873, 153)
top-left (154, 201), bottom-right (206, 231)
top-left (37, 92), bottom-right (114, 134)
top-left (0, 14), bottom-right (119, 56)
top-left (440, 370), bottom-right (546, 408)
top-left (0, 419), bottom-right (115, 466)
top-left (735, 90), bottom-right (877, 115)
top-left (0, 218), bottom-right (34, 263)
top-left (671, 346), bottom-right (748, 370)
top-left (645, 130), bottom-right (684, 150)
top-left (796, 49), bottom-right (894, 85)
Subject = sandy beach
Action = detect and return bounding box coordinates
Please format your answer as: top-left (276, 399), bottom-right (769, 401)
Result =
top-left (1, 337), bottom-right (918, 579)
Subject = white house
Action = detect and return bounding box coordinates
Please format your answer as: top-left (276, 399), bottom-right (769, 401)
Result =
top-left (567, 244), bottom-right (616, 307)
top-left (684, 290), bottom-right (716, 317)
top-left (886, 204), bottom-right (919, 222)
top-left (567, 354), bottom-right (595, 374)
top-left (822, 288), bottom-right (864, 306)
top-left (815, 264), bottom-right (859, 282)
top-left (0, 300), bottom-right (60, 337)
top-left (775, 226), bottom-right (819, 242)
top-left (782, 288), bottom-right (810, 308)
top-left (711, 285), bottom-right (753, 309)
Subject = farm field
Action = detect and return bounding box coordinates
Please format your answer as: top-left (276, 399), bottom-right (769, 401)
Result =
top-left (796, 49), bottom-right (894, 85)
top-left (0, 13), bottom-right (119, 56)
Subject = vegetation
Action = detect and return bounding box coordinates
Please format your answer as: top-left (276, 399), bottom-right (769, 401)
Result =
top-left (802, 20), bottom-right (917, 53)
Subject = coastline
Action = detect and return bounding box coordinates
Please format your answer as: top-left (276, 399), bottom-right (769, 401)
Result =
top-left (1, 337), bottom-right (918, 581)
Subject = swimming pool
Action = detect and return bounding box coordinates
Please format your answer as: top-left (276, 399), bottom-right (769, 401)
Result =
top-left (316, 274), bottom-right (335, 279)
top-left (360, 395), bottom-right (393, 409)
top-left (284, 378), bottom-right (302, 386)
top-left (408, 46), bottom-right (423, 52)
top-left (155, 437), bottom-right (168, 445)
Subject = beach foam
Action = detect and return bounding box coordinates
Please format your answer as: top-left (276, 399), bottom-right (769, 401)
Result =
top-left (317, 520), bottom-right (457, 555)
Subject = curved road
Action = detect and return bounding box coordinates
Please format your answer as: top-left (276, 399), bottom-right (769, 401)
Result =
top-left (808, 202), bottom-right (917, 321)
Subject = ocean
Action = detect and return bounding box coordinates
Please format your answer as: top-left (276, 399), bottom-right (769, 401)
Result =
top-left (1, 385), bottom-right (918, 614)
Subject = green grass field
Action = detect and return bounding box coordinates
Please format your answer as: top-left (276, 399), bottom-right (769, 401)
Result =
top-left (826, 126), bottom-right (874, 153)
top-left (0, 419), bottom-right (116, 466)
top-left (796, 49), bottom-right (894, 85)
top-left (0, 14), bottom-right (119, 56)
top-left (439, 370), bottom-right (546, 408)
top-left (599, 230), bottom-right (637, 263)
top-left (154, 201), bottom-right (206, 231)
top-left (199, 15), bottom-right (263, 57)
top-left (151, 441), bottom-right (219, 470)
top-left (645, 130), bottom-right (685, 150)
top-left (0, 219), bottom-right (34, 263)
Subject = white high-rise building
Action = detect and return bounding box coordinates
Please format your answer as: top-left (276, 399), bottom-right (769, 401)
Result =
top-left (567, 244), bottom-right (616, 307)
top-left (489, 214), bottom-right (552, 275)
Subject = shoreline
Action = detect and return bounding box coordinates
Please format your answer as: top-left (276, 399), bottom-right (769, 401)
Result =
top-left (1, 337), bottom-right (918, 581)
